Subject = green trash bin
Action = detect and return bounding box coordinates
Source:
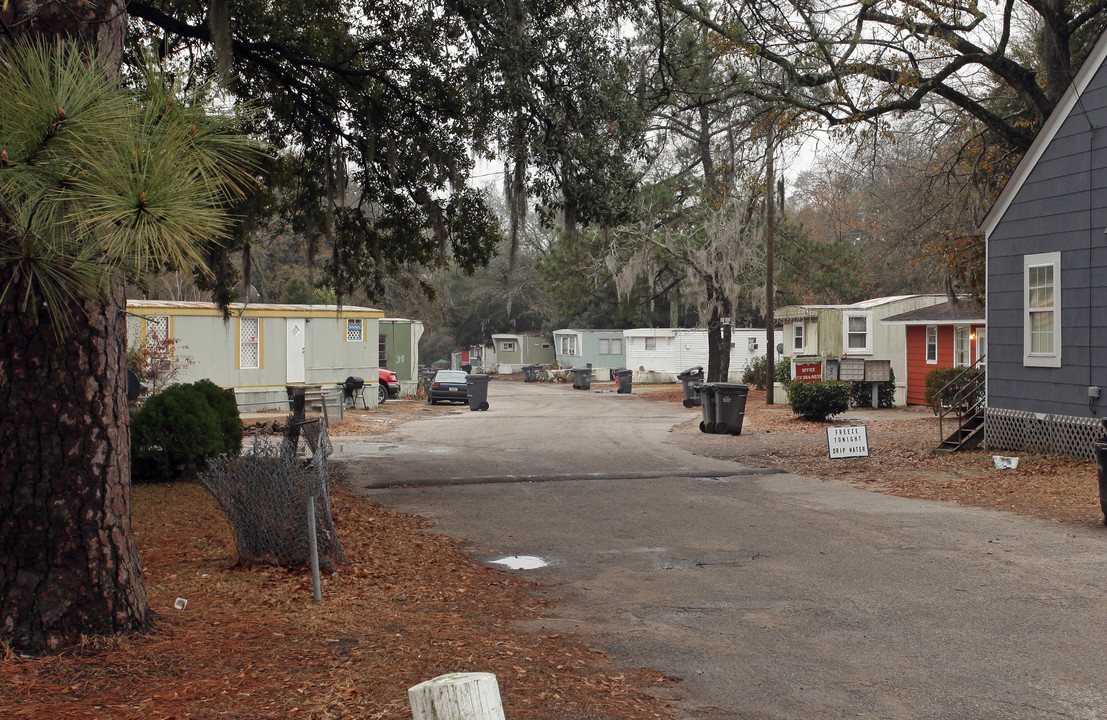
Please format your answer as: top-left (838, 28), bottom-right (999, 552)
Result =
top-left (712, 382), bottom-right (750, 435)
top-left (466, 373), bottom-right (490, 411)
top-left (571, 367), bottom-right (592, 390)
top-left (614, 369), bottom-right (633, 394)
top-left (696, 383), bottom-right (717, 433)
top-left (678, 366), bottom-right (705, 407)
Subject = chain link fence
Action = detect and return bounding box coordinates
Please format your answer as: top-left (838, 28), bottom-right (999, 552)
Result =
top-left (200, 416), bottom-right (345, 572)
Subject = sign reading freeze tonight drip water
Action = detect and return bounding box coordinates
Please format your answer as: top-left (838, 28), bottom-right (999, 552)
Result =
top-left (826, 425), bottom-right (870, 459)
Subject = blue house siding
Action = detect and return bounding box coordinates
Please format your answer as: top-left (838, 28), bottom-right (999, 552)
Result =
top-left (552, 329), bottom-right (626, 373)
top-left (983, 38), bottom-right (1107, 457)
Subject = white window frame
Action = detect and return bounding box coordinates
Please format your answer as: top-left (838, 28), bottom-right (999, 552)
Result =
top-left (953, 325), bottom-right (970, 368)
top-left (792, 323), bottom-right (804, 352)
top-left (644, 337), bottom-right (657, 351)
top-left (925, 325), bottom-right (938, 364)
top-left (1024, 252), bottom-right (1061, 367)
top-left (560, 335), bottom-right (578, 355)
top-left (843, 312), bottom-right (873, 355)
top-left (976, 328), bottom-right (987, 368)
top-left (239, 317), bottom-right (261, 370)
top-left (501, 340), bottom-right (516, 352)
top-left (146, 315), bottom-right (170, 347)
top-left (748, 336), bottom-right (758, 351)
top-left (346, 318), bottom-right (364, 342)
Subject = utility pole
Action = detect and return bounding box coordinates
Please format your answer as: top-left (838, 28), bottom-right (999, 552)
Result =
top-left (765, 121), bottom-right (776, 405)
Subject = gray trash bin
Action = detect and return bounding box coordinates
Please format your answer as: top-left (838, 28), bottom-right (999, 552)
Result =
top-left (523, 364), bottom-right (541, 383)
top-left (571, 367), bottom-right (592, 390)
top-left (712, 382), bottom-right (750, 435)
top-left (614, 369), bottom-right (633, 394)
top-left (696, 383), bottom-right (717, 433)
top-left (466, 373), bottom-right (490, 411)
top-left (678, 366), bottom-right (705, 407)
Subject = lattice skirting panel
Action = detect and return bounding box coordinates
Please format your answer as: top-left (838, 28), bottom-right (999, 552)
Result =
top-left (985, 408), bottom-right (1107, 461)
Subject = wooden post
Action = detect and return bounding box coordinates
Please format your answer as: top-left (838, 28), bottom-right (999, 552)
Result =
top-left (765, 121), bottom-right (776, 405)
top-left (409, 672), bottom-right (505, 720)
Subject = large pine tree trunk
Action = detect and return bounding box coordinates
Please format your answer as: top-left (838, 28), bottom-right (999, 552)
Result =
top-left (0, 0), bottom-right (127, 69)
top-left (0, 0), bottom-right (148, 654)
top-left (0, 270), bottom-right (150, 652)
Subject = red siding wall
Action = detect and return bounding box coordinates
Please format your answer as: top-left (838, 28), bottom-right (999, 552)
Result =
top-left (904, 325), bottom-right (982, 406)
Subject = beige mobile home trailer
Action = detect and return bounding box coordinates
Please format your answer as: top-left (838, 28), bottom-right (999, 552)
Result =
top-left (126, 300), bottom-right (384, 408)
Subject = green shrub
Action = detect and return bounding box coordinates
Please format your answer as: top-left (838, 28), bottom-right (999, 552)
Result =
top-left (742, 355), bottom-right (769, 390)
top-left (787, 380), bottom-right (852, 421)
top-left (774, 357), bottom-right (792, 388)
top-left (190, 379), bottom-right (243, 457)
top-left (923, 366), bottom-right (985, 413)
top-left (849, 368), bottom-right (896, 408)
top-left (132, 379), bottom-right (241, 482)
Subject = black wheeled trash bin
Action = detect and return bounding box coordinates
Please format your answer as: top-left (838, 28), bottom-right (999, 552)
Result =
top-left (712, 382), bottom-right (750, 435)
top-left (678, 366), bottom-right (705, 407)
top-left (466, 373), bottom-right (490, 411)
top-left (1096, 440), bottom-right (1107, 524)
top-left (614, 369), bottom-right (633, 394)
top-left (696, 383), bottom-right (717, 433)
top-left (571, 367), bottom-right (592, 390)
top-left (523, 364), bottom-right (541, 383)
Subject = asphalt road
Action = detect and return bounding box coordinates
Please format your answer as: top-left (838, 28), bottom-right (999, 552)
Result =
top-left (335, 380), bottom-right (1107, 719)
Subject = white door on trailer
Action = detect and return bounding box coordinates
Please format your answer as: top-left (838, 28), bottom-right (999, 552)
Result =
top-left (287, 318), bottom-right (306, 383)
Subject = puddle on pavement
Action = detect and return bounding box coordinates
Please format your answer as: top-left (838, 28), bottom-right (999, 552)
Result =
top-left (490, 555), bottom-right (549, 570)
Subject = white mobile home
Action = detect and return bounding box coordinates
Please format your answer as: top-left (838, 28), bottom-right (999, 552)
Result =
top-left (624, 328), bottom-right (782, 382)
top-left (126, 300), bottom-right (384, 407)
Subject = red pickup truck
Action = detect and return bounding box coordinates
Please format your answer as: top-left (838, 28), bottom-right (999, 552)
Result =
top-left (377, 367), bottom-right (400, 403)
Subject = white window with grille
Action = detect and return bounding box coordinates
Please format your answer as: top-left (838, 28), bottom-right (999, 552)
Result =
top-left (560, 335), bottom-right (578, 355)
top-left (239, 317), bottom-right (260, 369)
top-left (346, 318), bottom-right (364, 342)
top-left (501, 340), bottom-right (516, 352)
top-left (793, 323), bottom-right (804, 352)
top-left (844, 312), bottom-right (872, 354)
top-left (954, 326), bottom-right (970, 367)
top-left (146, 316), bottom-right (169, 346)
top-left (1024, 252), bottom-right (1061, 367)
top-left (926, 325), bottom-right (938, 364)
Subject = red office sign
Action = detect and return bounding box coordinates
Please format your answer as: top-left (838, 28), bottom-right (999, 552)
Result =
top-left (793, 361), bottom-right (823, 382)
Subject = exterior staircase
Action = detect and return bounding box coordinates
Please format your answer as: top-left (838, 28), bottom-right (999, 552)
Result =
top-left (934, 362), bottom-right (986, 454)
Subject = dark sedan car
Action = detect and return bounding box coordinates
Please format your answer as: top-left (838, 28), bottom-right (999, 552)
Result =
top-left (428, 370), bottom-right (469, 404)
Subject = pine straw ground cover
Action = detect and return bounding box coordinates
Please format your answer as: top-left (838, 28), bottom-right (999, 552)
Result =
top-left (5, 385), bottom-right (1104, 720)
top-left (0, 443), bottom-right (675, 719)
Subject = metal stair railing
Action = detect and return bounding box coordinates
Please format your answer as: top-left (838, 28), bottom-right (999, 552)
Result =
top-left (936, 357), bottom-right (986, 449)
